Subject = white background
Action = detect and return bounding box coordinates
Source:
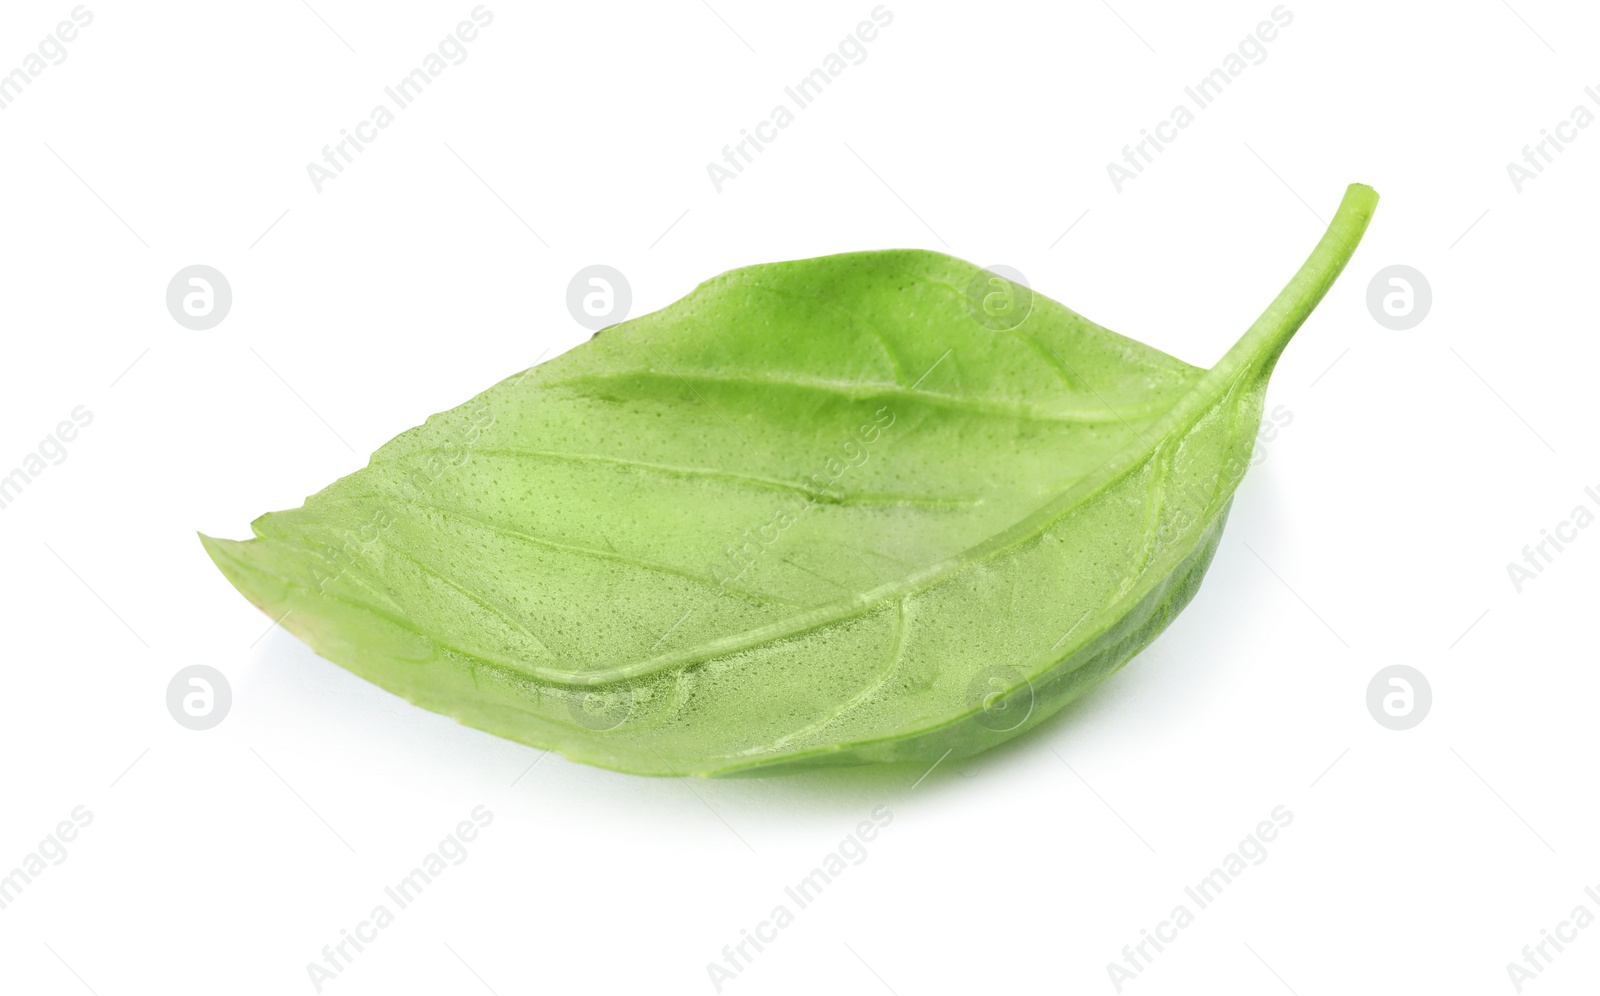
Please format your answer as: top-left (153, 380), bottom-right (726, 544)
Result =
top-left (1, 1), bottom-right (1596, 993)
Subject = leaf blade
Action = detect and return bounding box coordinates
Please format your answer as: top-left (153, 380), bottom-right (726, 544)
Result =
top-left (204, 184), bottom-right (1376, 776)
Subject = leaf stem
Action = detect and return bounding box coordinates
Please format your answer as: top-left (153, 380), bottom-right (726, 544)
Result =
top-left (1218, 182), bottom-right (1379, 377)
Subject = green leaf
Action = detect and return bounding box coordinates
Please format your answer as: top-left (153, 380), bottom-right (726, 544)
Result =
top-left (203, 183), bottom-right (1377, 777)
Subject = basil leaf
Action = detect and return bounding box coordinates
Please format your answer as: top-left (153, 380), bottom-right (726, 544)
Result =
top-left (203, 183), bottom-right (1377, 776)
